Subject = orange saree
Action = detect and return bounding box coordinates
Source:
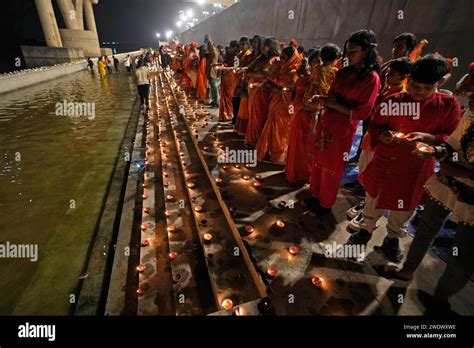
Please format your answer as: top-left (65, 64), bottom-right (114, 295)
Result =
top-left (255, 51), bottom-right (302, 162)
top-left (196, 57), bottom-right (207, 102)
top-left (219, 68), bottom-right (237, 121)
top-left (244, 57), bottom-right (278, 146)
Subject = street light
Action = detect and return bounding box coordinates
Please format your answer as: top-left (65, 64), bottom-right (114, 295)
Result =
top-left (186, 9), bottom-right (193, 17)
top-left (156, 33), bottom-right (161, 38)
top-left (165, 30), bottom-right (173, 40)
top-left (176, 21), bottom-right (182, 28)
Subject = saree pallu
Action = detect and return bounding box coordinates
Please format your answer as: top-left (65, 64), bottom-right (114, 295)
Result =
top-left (245, 83), bottom-right (271, 146)
top-left (219, 71), bottom-right (237, 121)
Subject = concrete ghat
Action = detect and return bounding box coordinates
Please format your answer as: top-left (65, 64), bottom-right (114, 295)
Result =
top-left (0, 51), bottom-right (142, 95)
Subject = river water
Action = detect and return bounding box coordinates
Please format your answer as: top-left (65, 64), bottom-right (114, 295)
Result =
top-left (0, 69), bottom-right (138, 314)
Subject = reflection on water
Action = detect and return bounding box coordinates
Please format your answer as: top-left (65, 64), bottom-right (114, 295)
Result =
top-left (0, 70), bottom-right (138, 314)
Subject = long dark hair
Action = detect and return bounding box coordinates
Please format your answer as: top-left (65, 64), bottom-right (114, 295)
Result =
top-left (251, 35), bottom-right (264, 57)
top-left (343, 29), bottom-right (380, 78)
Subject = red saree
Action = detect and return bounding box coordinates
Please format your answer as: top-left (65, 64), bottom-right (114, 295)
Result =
top-left (309, 68), bottom-right (380, 208)
top-left (285, 74), bottom-right (314, 184)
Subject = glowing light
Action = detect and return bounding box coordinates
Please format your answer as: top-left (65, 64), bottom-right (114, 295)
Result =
top-left (169, 252), bottom-right (178, 260)
top-left (234, 306), bottom-right (248, 316)
top-left (267, 266), bottom-right (278, 277)
top-left (288, 246), bottom-right (299, 255)
top-left (244, 225), bottom-right (255, 234)
top-left (221, 298), bottom-right (233, 310)
top-left (312, 276), bottom-right (323, 287)
top-left (136, 264), bottom-right (147, 273)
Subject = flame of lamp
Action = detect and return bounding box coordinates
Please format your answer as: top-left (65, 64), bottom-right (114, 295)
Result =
top-left (312, 277), bottom-right (323, 287)
top-left (165, 210), bottom-right (172, 218)
top-left (169, 252), bottom-right (178, 260)
top-left (253, 182), bottom-right (262, 188)
top-left (194, 205), bottom-right (204, 213)
top-left (187, 183), bottom-right (196, 189)
top-left (289, 246), bottom-right (299, 255)
top-left (267, 266), bottom-right (278, 277)
top-left (243, 175), bottom-right (251, 180)
top-left (221, 299), bottom-right (233, 310)
top-left (244, 225), bottom-right (254, 234)
top-left (203, 233), bottom-right (213, 243)
top-left (141, 223), bottom-right (148, 231)
top-left (167, 225), bottom-right (176, 233)
top-left (141, 239), bottom-right (150, 247)
top-left (276, 219), bottom-right (286, 228)
top-left (143, 207), bottom-right (151, 214)
top-left (136, 264), bottom-right (147, 273)
top-left (234, 306), bottom-right (248, 316)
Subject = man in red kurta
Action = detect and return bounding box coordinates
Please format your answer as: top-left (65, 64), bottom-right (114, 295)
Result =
top-left (349, 55), bottom-right (462, 263)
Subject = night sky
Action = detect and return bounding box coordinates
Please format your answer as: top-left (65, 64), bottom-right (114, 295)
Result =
top-left (0, 0), bottom-right (207, 72)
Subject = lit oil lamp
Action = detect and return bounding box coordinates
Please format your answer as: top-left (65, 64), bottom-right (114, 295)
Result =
top-left (136, 264), bottom-right (147, 273)
top-left (245, 164), bottom-right (252, 169)
top-left (194, 205), bottom-right (204, 213)
top-left (169, 251), bottom-right (178, 260)
top-left (288, 246), bottom-right (299, 255)
top-left (253, 182), bottom-right (262, 188)
top-left (167, 225), bottom-right (176, 233)
top-left (390, 131), bottom-right (406, 139)
top-left (242, 175), bottom-right (251, 181)
top-left (143, 207), bottom-right (151, 214)
top-left (166, 194), bottom-right (175, 201)
top-left (233, 306), bottom-right (248, 316)
top-left (165, 210), bottom-right (172, 218)
top-left (142, 193), bottom-right (148, 200)
top-left (229, 206), bottom-right (237, 214)
top-left (215, 178), bottom-right (224, 186)
top-left (203, 146), bottom-right (209, 151)
top-left (234, 164), bottom-right (241, 169)
top-left (191, 196), bottom-right (197, 203)
top-left (276, 218), bottom-right (286, 229)
top-left (203, 233), bottom-right (213, 244)
top-left (141, 239), bottom-right (150, 247)
top-left (312, 276), bottom-right (323, 287)
top-left (244, 225), bottom-right (255, 234)
top-left (141, 223), bottom-right (149, 231)
top-left (255, 175), bottom-right (263, 182)
top-left (136, 287), bottom-right (145, 296)
top-left (163, 172), bottom-right (169, 178)
top-left (142, 183), bottom-right (147, 188)
top-left (187, 182), bottom-right (196, 189)
top-left (221, 298), bottom-right (233, 310)
top-left (267, 266), bottom-right (278, 278)
top-left (222, 165), bottom-right (229, 170)
top-left (416, 142), bottom-right (434, 154)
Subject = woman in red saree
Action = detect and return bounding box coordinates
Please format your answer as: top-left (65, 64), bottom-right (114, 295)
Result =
top-left (245, 37), bottom-right (281, 146)
top-left (285, 51), bottom-right (322, 184)
top-left (306, 30), bottom-right (381, 213)
top-left (196, 45), bottom-right (208, 102)
top-left (234, 35), bottom-right (264, 134)
top-left (233, 39), bottom-right (254, 132)
top-left (256, 46), bottom-right (302, 162)
top-left (219, 42), bottom-right (240, 121)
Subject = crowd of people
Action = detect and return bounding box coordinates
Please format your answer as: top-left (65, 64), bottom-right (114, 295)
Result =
top-left (164, 29), bottom-right (473, 313)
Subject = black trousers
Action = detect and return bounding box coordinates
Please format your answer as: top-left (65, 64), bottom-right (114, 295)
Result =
top-left (137, 84), bottom-right (150, 105)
